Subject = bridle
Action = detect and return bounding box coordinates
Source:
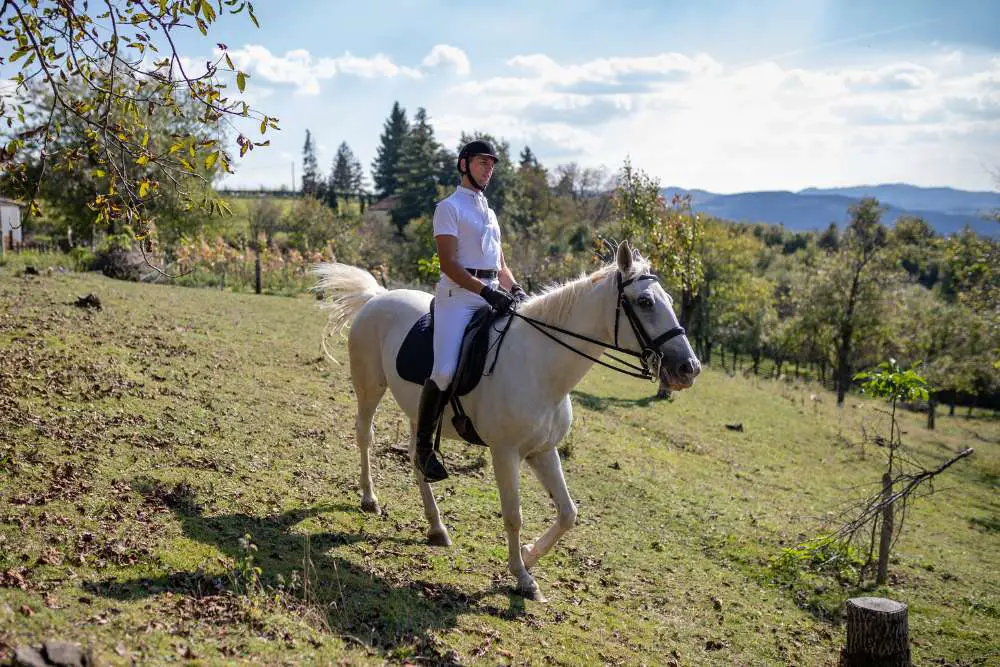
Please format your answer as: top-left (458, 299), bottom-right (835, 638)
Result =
top-left (512, 271), bottom-right (687, 381)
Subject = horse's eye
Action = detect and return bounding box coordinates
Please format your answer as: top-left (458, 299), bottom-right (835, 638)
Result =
top-left (637, 295), bottom-right (653, 309)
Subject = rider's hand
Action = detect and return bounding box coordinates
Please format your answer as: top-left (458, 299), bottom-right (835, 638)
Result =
top-left (480, 284), bottom-right (515, 314)
top-left (510, 284), bottom-right (528, 304)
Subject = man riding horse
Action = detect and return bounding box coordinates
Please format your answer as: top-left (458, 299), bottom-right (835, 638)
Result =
top-left (415, 139), bottom-right (528, 482)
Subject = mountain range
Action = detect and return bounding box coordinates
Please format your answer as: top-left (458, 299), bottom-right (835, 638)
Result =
top-left (660, 184), bottom-right (999, 238)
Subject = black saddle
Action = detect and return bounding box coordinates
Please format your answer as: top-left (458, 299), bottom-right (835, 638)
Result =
top-left (396, 299), bottom-right (510, 445)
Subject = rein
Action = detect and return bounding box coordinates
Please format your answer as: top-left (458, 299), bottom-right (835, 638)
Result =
top-left (513, 272), bottom-right (686, 381)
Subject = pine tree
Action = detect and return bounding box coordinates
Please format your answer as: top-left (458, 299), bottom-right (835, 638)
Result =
top-left (437, 146), bottom-right (460, 190)
top-left (371, 102), bottom-right (408, 198)
top-left (517, 144), bottom-right (549, 229)
top-left (392, 108), bottom-right (441, 234)
top-left (328, 141), bottom-right (365, 210)
top-left (302, 129), bottom-right (320, 196)
top-left (519, 145), bottom-right (539, 170)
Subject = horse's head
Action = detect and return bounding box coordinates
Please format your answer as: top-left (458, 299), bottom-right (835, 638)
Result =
top-left (612, 241), bottom-right (701, 391)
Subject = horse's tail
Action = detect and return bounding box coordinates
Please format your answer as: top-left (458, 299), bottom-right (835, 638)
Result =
top-left (312, 263), bottom-right (387, 362)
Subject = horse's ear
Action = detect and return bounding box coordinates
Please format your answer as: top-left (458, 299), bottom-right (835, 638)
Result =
top-left (616, 241), bottom-right (633, 274)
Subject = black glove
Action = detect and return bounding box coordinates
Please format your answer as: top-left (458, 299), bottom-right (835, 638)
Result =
top-left (510, 284), bottom-right (528, 304)
top-left (480, 284), bottom-right (515, 314)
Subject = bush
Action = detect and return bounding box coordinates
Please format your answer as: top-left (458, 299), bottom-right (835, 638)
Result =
top-left (67, 246), bottom-right (96, 272)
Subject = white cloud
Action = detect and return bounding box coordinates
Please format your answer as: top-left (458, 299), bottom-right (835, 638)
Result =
top-left (422, 44), bottom-right (471, 76)
top-left (434, 50), bottom-right (1000, 191)
top-left (225, 45), bottom-right (422, 95)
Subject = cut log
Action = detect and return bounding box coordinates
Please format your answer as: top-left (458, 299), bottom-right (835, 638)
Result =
top-left (841, 597), bottom-right (910, 667)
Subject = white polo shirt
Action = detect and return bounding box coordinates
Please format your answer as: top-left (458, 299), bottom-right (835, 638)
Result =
top-left (432, 186), bottom-right (502, 276)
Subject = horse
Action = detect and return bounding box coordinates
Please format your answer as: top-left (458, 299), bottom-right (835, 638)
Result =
top-left (313, 241), bottom-right (701, 599)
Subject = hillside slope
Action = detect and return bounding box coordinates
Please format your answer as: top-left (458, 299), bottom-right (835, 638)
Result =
top-left (1, 269), bottom-right (997, 665)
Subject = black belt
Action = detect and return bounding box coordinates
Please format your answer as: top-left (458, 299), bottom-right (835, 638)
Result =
top-left (466, 268), bottom-right (499, 279)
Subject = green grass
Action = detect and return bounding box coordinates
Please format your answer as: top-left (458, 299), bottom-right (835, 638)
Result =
top-left (1, 268), bottom-right (998, 665)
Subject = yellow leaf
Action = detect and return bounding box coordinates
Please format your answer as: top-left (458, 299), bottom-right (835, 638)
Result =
top-left (204, 151), bottom-right (218, 169)
top-left (139, 180), bottom-right (150, 197)
top-left (136, 155), bottom-right (149, 166)
top-left (236, 71), bottom-right (246, 93)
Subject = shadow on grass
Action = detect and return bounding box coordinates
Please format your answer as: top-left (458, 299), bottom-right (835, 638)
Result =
top-left (570, 389), bottom-right (668, 412)
top-left (971, 515), bottom-right (1000, 534)
top-left (86, 477), bottom-right (530, 662)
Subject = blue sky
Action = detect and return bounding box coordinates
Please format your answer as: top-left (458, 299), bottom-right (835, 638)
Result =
top-left (174, 0), bottom-right (1000, 193)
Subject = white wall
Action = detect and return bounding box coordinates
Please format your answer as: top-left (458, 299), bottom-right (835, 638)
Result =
top-left (1, 204), bottom-right (22, 252)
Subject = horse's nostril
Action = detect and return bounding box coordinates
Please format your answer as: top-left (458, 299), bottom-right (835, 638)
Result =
top-left (678, 359), bottom-right (700, 377)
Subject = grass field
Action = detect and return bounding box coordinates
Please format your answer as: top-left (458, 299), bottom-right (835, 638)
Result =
top-left (1, 267), bottom-right (997, 666)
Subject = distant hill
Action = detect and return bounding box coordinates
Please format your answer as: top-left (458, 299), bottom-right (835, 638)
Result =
top-left (662, 184), bottom-right (999, 238)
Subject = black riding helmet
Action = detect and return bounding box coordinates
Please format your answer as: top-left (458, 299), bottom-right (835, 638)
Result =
top-left (457, 140), bottom-right (499, 191)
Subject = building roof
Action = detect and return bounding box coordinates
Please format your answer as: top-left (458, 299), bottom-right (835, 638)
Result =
top-left (0, 197), bottom-right (22, 207)
top-left (368, 194), bottom-right (401, 212)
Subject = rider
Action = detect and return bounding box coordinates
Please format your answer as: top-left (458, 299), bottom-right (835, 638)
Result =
top-left (414, 139), bottom-right (528, 483)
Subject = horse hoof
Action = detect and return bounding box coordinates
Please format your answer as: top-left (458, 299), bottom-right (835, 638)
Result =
top-left (427, 530), bottom-right (452, 547)
top-left (360, 498), bottom-right (380, 514)
top-left (515, 582), bottom-right (547, 603)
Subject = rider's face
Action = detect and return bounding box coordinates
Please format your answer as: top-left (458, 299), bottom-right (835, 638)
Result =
top-left (467, 155), bottom-right (496, 186)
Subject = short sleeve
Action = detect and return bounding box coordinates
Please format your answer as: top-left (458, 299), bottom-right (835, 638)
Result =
top-left (432, 200), bottom-right (458, 237)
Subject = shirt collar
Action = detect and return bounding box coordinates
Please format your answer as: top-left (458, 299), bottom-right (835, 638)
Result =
top-left (457, 185), bottom-right (487, 200)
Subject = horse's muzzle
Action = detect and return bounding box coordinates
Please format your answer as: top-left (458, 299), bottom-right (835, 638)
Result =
top-left (662, 357), bottom-right (701, 391)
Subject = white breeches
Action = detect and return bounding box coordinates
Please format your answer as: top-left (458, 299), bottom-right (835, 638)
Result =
top-left (430, 278), bottom-right (498, 390)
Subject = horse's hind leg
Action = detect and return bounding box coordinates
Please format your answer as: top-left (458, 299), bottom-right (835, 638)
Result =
top-left (350, 341), bottom-right (386, 514)
top-left (408, 422), bottom-right (451, 546)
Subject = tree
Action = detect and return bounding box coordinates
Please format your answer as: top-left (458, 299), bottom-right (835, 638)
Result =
top-left (436, 145), bottom-right (460, 191)
top-left (833, 198), bottom-right (891, 405)
top-left (890, 216), bottom-right (937, 288)
top-left (371, 101), bottom-right (408, 198)
top-left (247, 197), bottom-right (282, 294)
top-left (13, 76), bottom-right (221, 245)
top-left (1, 0), bottom-right (277, 235)
top-left (517, 145), bottom-right (550, 231)
top-left (817, 222), bottom-right (840, 252)
top-left (329, 141), bottom-right (363, 209)
top-left (283, 196), bottom-right (335, 252)
top-left (301, 130), bottom-right (320, 196)
top-left (391, 108), bottom-right (441, 235)
top-left (519, 146), bottom-right (539, 170)
top-left (613, 159), bottom-right (704, 335)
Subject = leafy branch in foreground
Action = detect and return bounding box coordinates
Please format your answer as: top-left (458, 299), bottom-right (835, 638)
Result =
top-left (0, 0), bottom-right (278, 235)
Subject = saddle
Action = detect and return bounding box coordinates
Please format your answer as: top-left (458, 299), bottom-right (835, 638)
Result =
top-left (396, 300), bottom-right (511, 446)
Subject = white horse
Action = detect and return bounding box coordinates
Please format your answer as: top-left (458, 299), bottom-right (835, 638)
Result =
top-left (314, 242), bottom-right (701, 599)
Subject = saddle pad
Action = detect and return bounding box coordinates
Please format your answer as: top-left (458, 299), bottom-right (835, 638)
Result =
top-left (396, 311), bottom-right (434, 387)
top-left (395, 302), bottom-right (499, 397)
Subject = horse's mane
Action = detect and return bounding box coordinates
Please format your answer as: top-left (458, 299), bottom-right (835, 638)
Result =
top-left (518, 253), bottom-right (652, 325)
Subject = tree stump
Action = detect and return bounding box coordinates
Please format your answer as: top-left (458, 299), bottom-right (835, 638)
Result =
top-left (841, 597), bottom-right (910, 667)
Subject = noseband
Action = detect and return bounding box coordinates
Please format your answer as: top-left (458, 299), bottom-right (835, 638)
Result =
top-left (514, 271), bottom-right (687, 381)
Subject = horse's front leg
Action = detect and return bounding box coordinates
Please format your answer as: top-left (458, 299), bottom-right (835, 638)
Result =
top-left (492, 449), bottom-right (543, 600)
top-left (408, 422), bottom-right (451, 546)
top-left (521, 447), bottom-right (577, 570)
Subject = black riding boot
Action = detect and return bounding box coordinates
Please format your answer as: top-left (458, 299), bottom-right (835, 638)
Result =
top-left (415, 379), bottom-right (449, 482)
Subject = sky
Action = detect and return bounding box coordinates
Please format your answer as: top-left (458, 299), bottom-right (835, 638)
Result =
top-left (171, 0), bottom-right (1000, 194)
